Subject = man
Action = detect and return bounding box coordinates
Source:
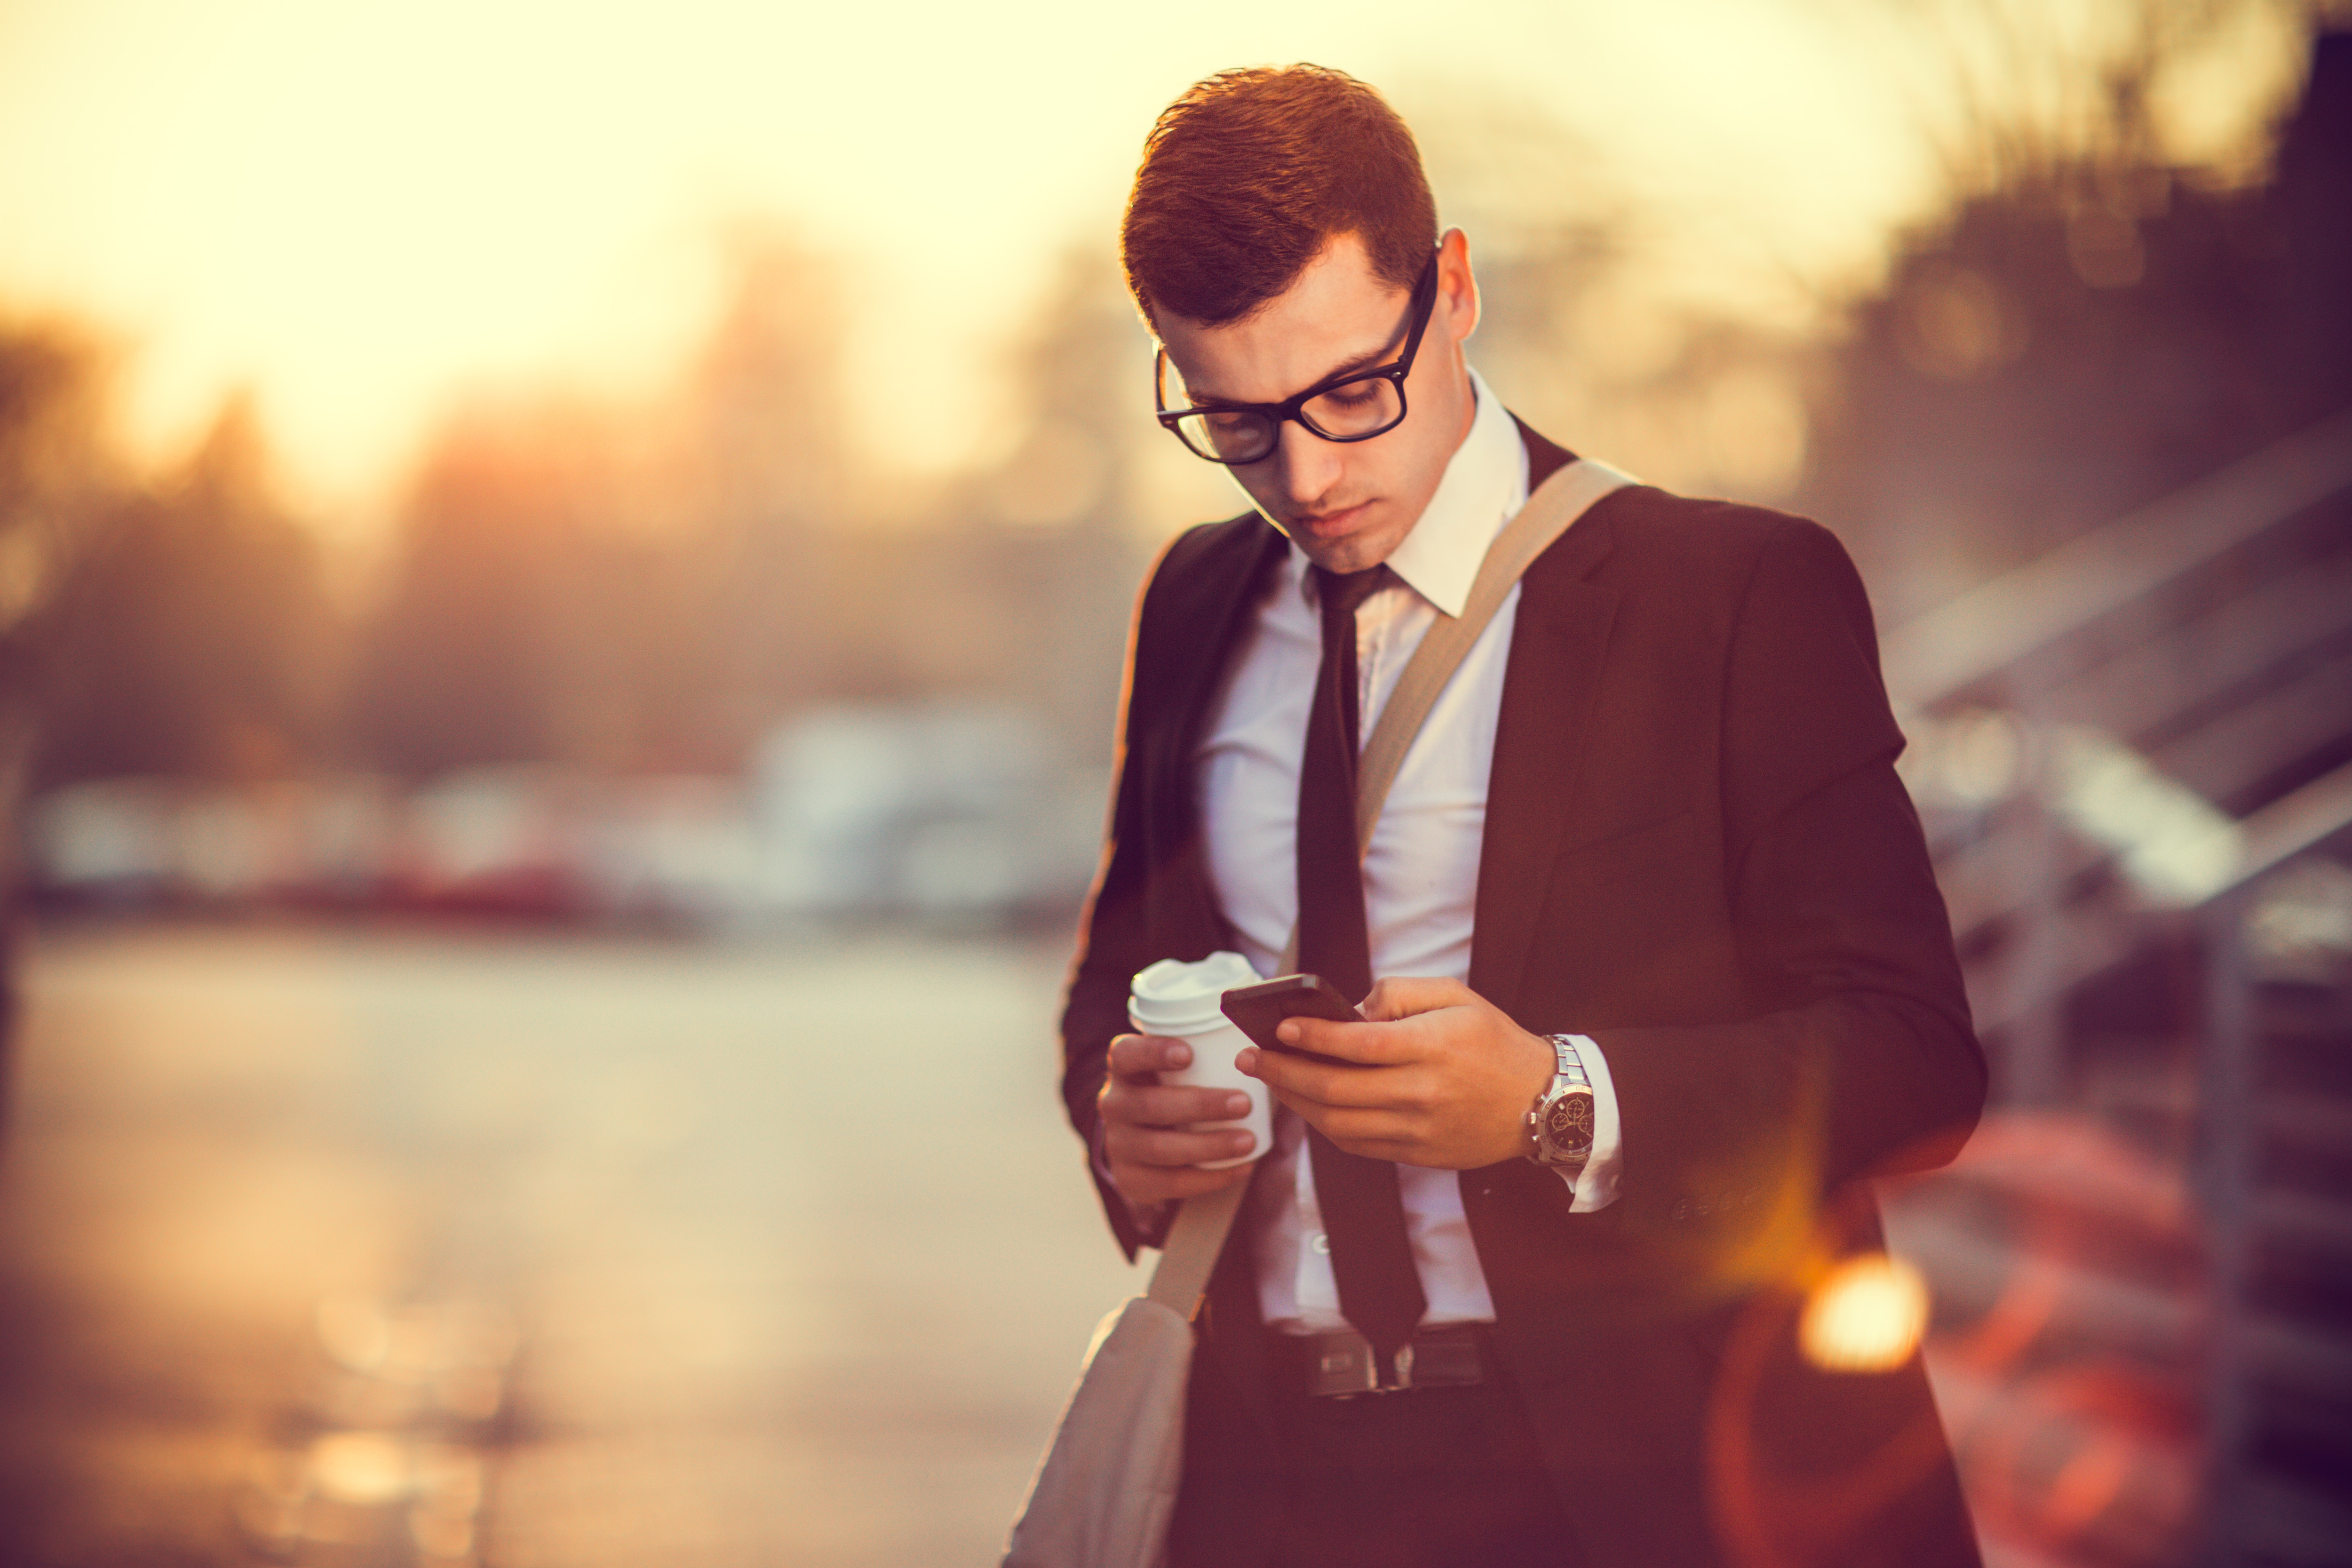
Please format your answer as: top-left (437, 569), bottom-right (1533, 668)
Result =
top-left (1059, 64), bottom-right (1985, 1568)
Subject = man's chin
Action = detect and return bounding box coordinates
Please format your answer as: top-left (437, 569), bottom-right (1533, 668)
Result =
top-left (1303, 542), bottom-right (1386, 575)
top-left (1279, 512), bottom-right (1395, 575)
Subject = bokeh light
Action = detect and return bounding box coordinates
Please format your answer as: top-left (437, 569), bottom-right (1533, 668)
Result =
top-left (1800, 1253), bottom-right (1931, 1374)
top-left (309, 1431), bottom-right (414, 1506)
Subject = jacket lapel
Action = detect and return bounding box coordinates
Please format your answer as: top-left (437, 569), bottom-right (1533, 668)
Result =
top-left (1141, 515), bottom-right (1289, 950)
top-left (1139, 516), bottom-right (1290, 1437)
top-left (1166, 519), bottom-right (1288, 769)
top-left (1468, 430), bottom-right (1623, 1018)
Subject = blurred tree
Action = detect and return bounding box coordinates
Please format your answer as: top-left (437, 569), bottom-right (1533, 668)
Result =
top-left (952, 248), bottom-right (1153, 748)
top-left (0, 323), bottom-right (116, 658)
top-left (701, 247), bottom-right (1163, 758)
top-left (347, 232), bottom-right (860, 776)
top-left (30, 394), bottom-right (334, 786)
top-left (1412, 90), bottom-right (1821, 505)
top-left (1800, 12), bottom-right (2352, 621)
top-left (1931, 0), bottom-right (2352, 188)
top-left (669, 231), bottom-right (858, 744)
top-left (0, 318), bottom-right (124, 1105)
top-left (346, 398), bottom-right (662, 775)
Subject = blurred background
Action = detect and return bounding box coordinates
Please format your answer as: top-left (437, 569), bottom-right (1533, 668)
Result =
top-left (0, 0), bottom-right (2348, 1563)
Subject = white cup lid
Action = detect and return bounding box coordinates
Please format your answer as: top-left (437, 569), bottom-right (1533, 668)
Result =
top-left (1129, 950), bottom-right (1260, 1034)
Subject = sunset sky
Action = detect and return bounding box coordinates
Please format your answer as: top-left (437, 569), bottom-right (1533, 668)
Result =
top-left (0, 0), bottom-right (2308, 528)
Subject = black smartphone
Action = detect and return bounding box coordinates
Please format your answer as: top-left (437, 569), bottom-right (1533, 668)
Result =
top-left (1219, 974), bottom-right (1366, 1067)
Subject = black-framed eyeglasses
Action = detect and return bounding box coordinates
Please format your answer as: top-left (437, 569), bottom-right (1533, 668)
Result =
top-left (1154, 247), bottom-right (1440, 466)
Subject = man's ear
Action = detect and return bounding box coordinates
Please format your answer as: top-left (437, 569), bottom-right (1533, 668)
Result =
top-left (1438, 227), bottom-right (1480, 344)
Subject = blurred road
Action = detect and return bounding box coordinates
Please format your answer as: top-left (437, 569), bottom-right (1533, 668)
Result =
top-left (0, 921), bottom-right (1138, 1568)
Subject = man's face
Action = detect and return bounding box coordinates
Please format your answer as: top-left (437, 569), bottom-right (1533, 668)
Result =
top-left (1156, 228), bottom-right (1480, 576)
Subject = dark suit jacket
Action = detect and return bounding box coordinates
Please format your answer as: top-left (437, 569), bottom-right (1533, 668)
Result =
top-left (1059, 422), bottom-right (1986, 1568)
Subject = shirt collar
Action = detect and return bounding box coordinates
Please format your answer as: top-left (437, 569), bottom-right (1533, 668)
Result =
top-left (1294, 367), bottom-right (1529, 620)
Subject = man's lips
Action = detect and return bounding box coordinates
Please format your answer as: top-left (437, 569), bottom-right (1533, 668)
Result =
top-left (1286, 500), bottom-right (1373, 536)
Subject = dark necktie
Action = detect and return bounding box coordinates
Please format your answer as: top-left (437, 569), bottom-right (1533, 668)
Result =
top-left (1297, 564), bottom-right (1426, 1373)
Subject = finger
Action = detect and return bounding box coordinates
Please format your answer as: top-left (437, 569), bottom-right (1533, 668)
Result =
top-left (1270, 1015), bottom-right (1412, 1067)
top-left (1108, 1032), bottom-right (1193, 1079)
top-left (1245, 1047), bottom-right (1415, 1109)
top-left (1108, 1122), bottom-right (1260, 1168)
top-left (1264, 1092), bottom-right (1417, 1154)
top-left (1314, 1104), bottom-right (1421, 1146)
top-left (1104, 1083), bottom-right (1254, 1129)
top-left (1358, 976), bottom-right (1473, 1023)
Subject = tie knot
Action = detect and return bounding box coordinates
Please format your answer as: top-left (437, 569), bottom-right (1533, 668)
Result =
top-left (1314, 565), bottom-right (1390, 629)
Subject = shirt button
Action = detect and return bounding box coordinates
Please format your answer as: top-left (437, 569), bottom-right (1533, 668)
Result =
top-left (1311, 1233), bottom-right (1332, 1255)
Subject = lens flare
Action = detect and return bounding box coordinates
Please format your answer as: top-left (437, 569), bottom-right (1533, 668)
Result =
top-left (309, 1431), bottom-right (413, 1504)
top-left (1800, 1253), bottom-right (1929, 1372)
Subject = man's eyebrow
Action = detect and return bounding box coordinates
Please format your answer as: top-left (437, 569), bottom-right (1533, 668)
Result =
top-left (1191, 340), bottom-right (1397, 408)
top-left (1313, 344), bottom-right (1395, 384)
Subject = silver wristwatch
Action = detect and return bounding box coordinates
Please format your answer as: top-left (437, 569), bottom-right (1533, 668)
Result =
top-left (1524, 1034), bottom-right (1597, 1175)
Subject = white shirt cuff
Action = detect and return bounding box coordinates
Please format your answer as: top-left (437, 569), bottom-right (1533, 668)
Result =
top-left (1550, 1034), bottom-right (1622, 1212)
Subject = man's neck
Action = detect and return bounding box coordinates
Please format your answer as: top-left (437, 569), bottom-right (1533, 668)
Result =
top-left (1368, 367), bottom-right (1529, 618)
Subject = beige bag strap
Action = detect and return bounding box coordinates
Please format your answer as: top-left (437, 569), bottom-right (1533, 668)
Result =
top-left (1142, 458), bottom-right (1633, 1313)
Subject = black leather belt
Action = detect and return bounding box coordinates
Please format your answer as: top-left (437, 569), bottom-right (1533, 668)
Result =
top-left (1279, 1322), bottom-right (1491, 1397)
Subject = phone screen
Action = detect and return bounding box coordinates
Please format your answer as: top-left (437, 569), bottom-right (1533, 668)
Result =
top-left (1219, 974), bottom-right (1365, 1066)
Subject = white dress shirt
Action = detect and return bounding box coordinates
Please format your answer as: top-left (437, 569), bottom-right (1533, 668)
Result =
top-left (1197, 370), bottom-right (1623, 1334)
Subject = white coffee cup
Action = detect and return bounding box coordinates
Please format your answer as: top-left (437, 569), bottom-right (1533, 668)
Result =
top-left (1128, 951), bottom-right (1270, 1169)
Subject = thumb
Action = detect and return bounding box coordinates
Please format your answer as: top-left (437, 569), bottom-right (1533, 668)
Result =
top-left (1359, 976), bottom-right (1471, 1023)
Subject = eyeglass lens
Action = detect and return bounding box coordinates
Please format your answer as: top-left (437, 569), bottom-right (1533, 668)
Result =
top-left (1168, 375), bottom-right (1405, 463)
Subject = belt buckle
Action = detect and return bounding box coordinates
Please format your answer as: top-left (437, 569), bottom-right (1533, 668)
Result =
top-left (1305, 1332), bottom-right (1414, 1397)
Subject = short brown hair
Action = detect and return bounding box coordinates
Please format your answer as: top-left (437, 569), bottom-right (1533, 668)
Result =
top-left (1120, 65), bottom-right (1437, 329)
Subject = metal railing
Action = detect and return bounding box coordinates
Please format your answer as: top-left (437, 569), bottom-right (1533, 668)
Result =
top-left (1883, 404), bottom-right (2352, 1072)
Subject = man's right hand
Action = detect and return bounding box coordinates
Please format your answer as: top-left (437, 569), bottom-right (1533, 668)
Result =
top-left (1098, 1033), bottom-right (1259, 1209)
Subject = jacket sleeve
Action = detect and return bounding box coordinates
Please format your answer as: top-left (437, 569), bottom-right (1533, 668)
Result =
top-left (1592, 519), bottom-right (1986, 1225)
top-left (1058, 545), bottom-right (1176, 1261)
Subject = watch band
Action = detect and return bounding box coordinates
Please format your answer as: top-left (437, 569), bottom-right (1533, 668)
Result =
top-left (1545, 1034), bottom-right (1590, 1090)
top-left (1524, 1034), bottom-right (1597, 1174)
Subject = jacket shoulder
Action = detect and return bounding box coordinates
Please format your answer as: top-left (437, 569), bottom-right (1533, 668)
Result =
top-left (1136, 510), bottom-right (1282, 644)
top-left (1594, 485), bottom-right (1850, 586)
top-left (1115, 510), bottom-right (1283, 737)
top-left (1516, 482), bottom-right (1883, 712)
top-left (1146, 509), bottom-right (1276, 594)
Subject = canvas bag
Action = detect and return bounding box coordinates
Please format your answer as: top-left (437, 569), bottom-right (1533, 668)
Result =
top-left (1002, 459), bottom-right (1632, 1568)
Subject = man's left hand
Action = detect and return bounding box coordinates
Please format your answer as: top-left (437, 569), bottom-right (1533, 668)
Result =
top-left (1238, 977), bottom-right (1556, 1170)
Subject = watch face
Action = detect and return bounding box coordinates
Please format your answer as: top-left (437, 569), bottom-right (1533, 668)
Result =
top-left (1546, 1089), bottom-right (1594, 1147)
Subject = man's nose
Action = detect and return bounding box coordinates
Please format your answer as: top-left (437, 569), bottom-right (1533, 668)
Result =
top-left (1272, 420), bottom-right (1343, 508)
